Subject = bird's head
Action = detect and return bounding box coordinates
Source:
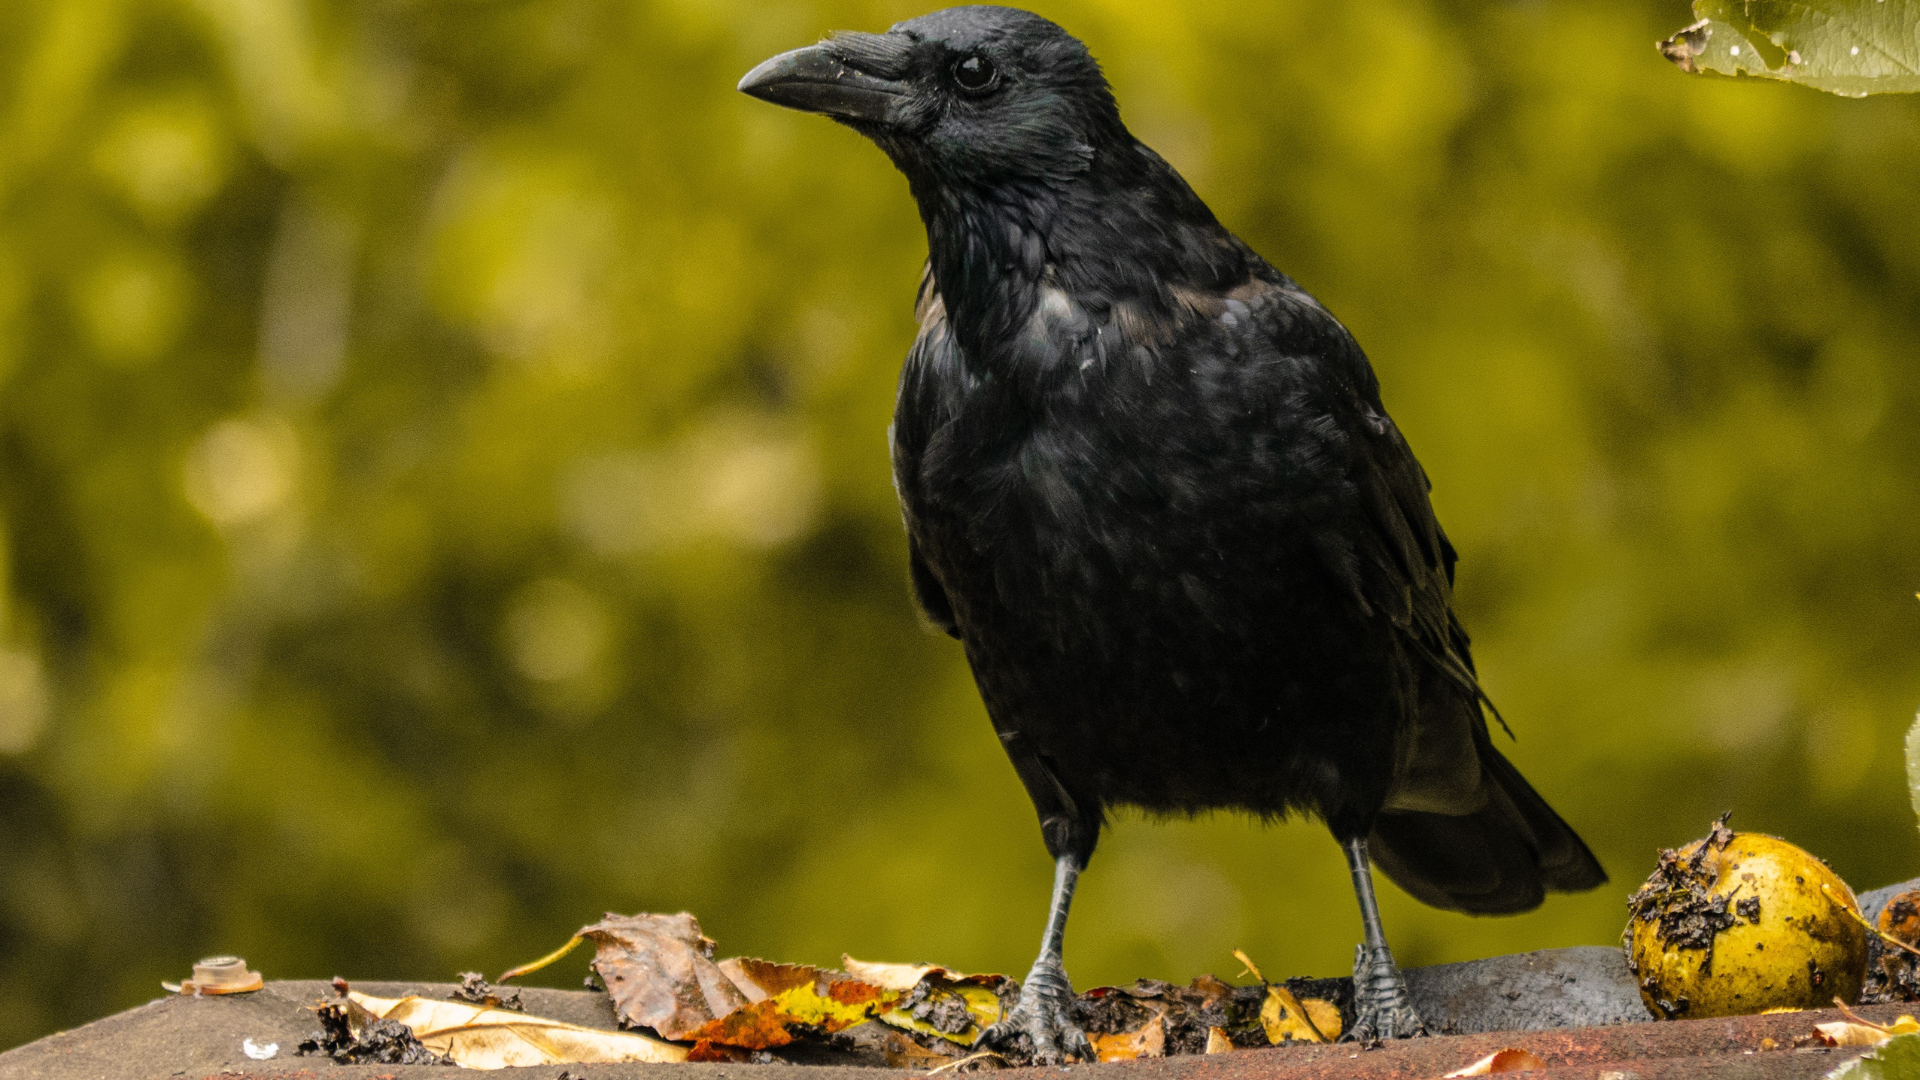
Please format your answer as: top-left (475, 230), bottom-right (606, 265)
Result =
top-left (738, 6), bottom-right (1123, 190)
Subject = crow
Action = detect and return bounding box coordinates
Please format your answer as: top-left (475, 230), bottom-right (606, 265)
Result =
top-left (740, 6), bottom-right (1606, 1059)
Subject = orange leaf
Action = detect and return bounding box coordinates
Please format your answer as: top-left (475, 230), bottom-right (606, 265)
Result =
top-left (1444, 1048), bottom-right (1546, 1076)
top-left (682, 958), bottom-right (899, 1050)
top-left (1091, 1015), bottom-right (1165, 1062)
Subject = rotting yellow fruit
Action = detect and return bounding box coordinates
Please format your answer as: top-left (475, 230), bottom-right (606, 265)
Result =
top-left (1624, 816), bottom-right (1867, 1019)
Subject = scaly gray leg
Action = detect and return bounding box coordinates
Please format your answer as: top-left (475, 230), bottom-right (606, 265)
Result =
top-left (977, 854), bottom-right (1094, 1064)
top-left (1343, 836), bottom-right (1425, 1043)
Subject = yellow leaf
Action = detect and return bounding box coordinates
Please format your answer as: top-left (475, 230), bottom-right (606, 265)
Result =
top-left (1091, 1014), bottom-right (1165, 1062)
top-left (844, 955), bottom-right (1007, 1045)
top-left (1303, 999), bottom-right (1341, 1041)
top-left (1205, 1027), bottom-right (1234, 1054)
top-left (1258, 985), bottom-right (1337, 1044)
top-left (1232, 948), bottom-right (1266, 983)
top-left (1816, 1021), bottom-right (1897, 1048)
top-left (347, 992), bottom-right (687, 1068)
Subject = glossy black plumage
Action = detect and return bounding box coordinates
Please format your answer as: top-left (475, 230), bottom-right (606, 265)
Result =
top-left (740, 6), bottom-right (1604, 1048)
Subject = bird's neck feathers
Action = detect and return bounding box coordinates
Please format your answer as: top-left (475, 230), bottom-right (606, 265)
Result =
top-left (909, 139), bottom-right (1254, 378)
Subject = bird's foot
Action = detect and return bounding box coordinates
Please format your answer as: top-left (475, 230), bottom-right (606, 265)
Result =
top-left (1345, 944), bottom-right (1425, 1044)
top-left (976, 960), bottom-right (1092, 1065)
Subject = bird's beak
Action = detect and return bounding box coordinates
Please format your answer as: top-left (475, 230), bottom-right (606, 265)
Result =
top-left (737, 41), bottom-right (910, 125)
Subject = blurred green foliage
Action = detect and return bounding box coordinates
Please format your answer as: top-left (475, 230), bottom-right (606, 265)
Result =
top-left (0, 0), bottom-right (1916, 1053)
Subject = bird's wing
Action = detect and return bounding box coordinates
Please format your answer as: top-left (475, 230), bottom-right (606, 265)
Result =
top-left (1348, 400), bottom-right (1494, 815)
top-left (1259, 282), bottom-right (1493, 815)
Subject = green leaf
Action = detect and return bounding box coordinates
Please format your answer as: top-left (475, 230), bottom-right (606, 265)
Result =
top-left (1906, 711), bottom-right (1920, 832)
top-left (1825, 1031), bottom-right (1920, 1079)
top-left (1659, 1), bottom-right (1920, 97)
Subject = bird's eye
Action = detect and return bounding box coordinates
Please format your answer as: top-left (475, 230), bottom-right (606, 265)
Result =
top-left (952, 55), bottom-right (999, 93)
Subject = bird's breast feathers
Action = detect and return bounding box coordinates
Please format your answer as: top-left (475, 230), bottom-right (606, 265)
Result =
top-left (896, 264), bottom-right (1374, 613)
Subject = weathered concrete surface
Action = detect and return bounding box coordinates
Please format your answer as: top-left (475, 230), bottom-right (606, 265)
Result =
top-left (1, 979), bottom-right (1906, 1080)
top-left (0, 980), bottom-right (623, 1080)
top-left (0, 950), bottom-right (1652, 1080)
top-left (1407, 945), bottom-right (1651, 1033)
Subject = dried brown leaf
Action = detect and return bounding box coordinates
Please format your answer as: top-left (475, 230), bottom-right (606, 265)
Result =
top-left (581, 912), bottom-right (750, 1040)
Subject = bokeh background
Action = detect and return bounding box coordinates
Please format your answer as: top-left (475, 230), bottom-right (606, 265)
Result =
top-left (0, 0), bottom-right (1916, 1051)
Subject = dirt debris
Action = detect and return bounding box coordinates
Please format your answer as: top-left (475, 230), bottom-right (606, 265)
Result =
top-left (1075, 975), bottom-right (1351, 1058)
top-left (1626, 813), bottom-right (1740, 958)
top-left (294, 1001), bottom-right (451, 1066)
top-left (1867, 891), bottom-right (1920, 1003)
top-left (451, 971), bottom-right (523, 1011)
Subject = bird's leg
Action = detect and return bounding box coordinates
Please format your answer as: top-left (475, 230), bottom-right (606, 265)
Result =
top-left (1342, 836), bottom-right (1425, 1043)
top-left (978, 853), bottom-right (1094, 1064)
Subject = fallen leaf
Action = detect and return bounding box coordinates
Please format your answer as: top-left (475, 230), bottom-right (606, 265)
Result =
top-left (687, 1041), bottom-right (752, 1062)
top-left (1812, 1010), bottom-right (1920, 1048)
top-left (1812, 999), bottom-right (1920, 1045)
top-left (1189, 975), bottom-right (1236, 1006)
top-left (843, 957), bottom-right (944, 991)
top-left (1829, 1030), bottom-right (1920, 1079)
top-left (1259, 984), bottom-right (1334, 1044)
top-left (684, 957), bottom-right (901, 1049)
top-left (1232, 949), bottom-right (1267, 983)
top-left (1444, 1048), bottom-right (1546, 1076)
top-left (1817, 1022), bottom-right (1897, 1048)
top-left (579, 912), bottom-right (751, 1040)
top-left (1091, 1014), bottom-right (1165, 1062)
top-left (1205, 1027), bottom-right (1233, 1054)
top-left (845, 955), bottom-right (1006, 1045)
top-left (347, 992), bottom-right (687, 1068)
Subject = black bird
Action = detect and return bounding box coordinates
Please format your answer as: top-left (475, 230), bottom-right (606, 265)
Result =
top-left (740, 6), bottom-right (1605, 1058)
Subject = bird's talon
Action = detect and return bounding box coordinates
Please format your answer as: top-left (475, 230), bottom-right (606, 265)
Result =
top-left (976, 963), bottom-right (1090, 1065)
top-left (1347, 943), bottom-right (1425, 1043)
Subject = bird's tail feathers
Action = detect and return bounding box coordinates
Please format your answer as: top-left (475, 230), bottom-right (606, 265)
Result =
top-left (1366, 742), bottom-right (1606, 916)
